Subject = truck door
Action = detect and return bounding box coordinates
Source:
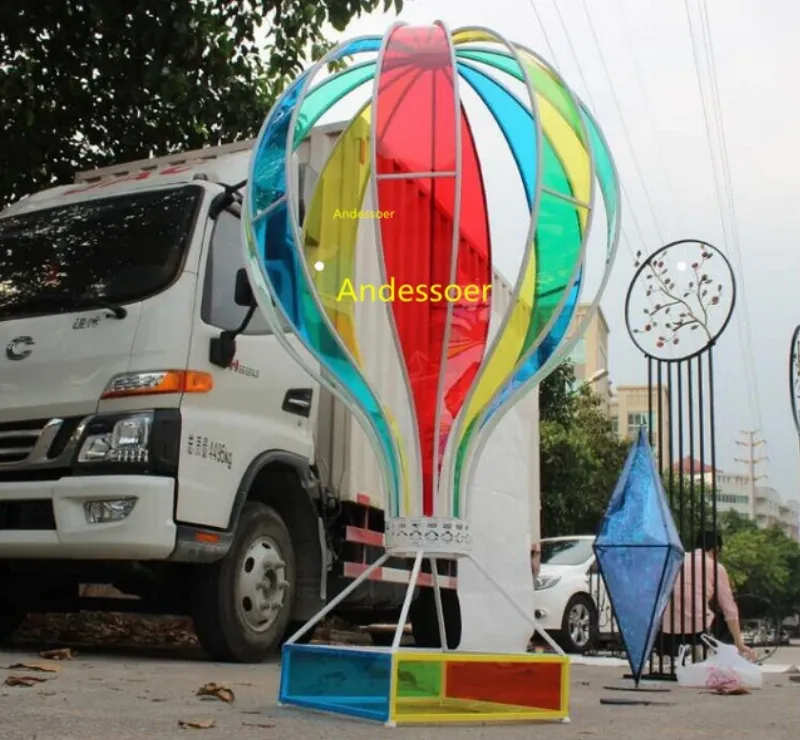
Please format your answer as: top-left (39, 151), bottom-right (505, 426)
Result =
top-left (178, 207), bottom-right (318, 528)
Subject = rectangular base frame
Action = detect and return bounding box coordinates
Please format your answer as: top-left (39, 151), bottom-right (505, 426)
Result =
top-left (279, 643), bottom-right (570, 725)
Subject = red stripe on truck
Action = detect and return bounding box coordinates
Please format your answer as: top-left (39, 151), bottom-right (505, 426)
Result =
top-left (345, 526), bottom-right (384, 547)
top-left (342, 562), bottom-right (457, 589)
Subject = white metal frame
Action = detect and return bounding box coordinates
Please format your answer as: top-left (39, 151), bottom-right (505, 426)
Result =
top-left (285, 544), bottom-right (563, 655)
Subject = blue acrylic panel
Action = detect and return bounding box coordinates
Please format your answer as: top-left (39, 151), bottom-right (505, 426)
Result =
top-left (456, 62), bottom-right (538, 204)
top-left (249, 36), bottom-right (382, 215)
top-left (280, 644), bottom-right (392, 722)
top-left (596, 428), bottom-right (683, 549)
top-left (594, 428), bottom-right (685, 683)
top-left (595, 543), bottom-right (684, 682)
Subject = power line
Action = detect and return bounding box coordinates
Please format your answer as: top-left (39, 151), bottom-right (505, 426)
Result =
top-left (681, 0), bottom-right (764, 454)
top-left (530, 0), bottom-right (652, 255)
top-left (576, 0), bottom-right (665, 247)
top-left (696, 0), bottom-right (764, 437)
top-left (615, 0), bottom-right (682, 236)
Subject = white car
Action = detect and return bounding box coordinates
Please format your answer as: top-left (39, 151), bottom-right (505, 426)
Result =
top-left (534, 535), bottom-right (615, 654)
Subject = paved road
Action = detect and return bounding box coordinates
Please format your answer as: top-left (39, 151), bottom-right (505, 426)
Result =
top-left (2, 644), bottom-right (799, 740)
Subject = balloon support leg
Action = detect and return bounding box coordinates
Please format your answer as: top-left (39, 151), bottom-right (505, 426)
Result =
top-left (278, 549), bottom-right (570, 726)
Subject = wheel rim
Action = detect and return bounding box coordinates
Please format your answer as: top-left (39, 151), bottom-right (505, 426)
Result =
top-left (236, 535), bottom-right (288, 633)
top-left (568, 602), bottom-right (592, 648)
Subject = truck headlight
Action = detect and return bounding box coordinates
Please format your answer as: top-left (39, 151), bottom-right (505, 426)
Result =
top-left (77, 412), bottom-right (153, 464)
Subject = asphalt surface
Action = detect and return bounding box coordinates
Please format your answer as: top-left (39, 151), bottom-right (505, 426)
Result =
top-left (2, 644), bottom-right (799, 740)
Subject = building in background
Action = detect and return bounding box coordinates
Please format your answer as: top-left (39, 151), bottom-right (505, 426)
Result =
top-left (609, 385), bottom-right (670, 465)
top-left (565, 304), bottom-right (672, 460)
top-left (671, 460), bottom-right (800, 541)
top-left (779, 499), bottom-right (800, 540)
top-left (566, 304), bottom-right (611, 400)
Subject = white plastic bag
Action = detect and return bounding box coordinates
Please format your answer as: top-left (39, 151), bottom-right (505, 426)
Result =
top-left (675, 634), bottom-right (762, 689)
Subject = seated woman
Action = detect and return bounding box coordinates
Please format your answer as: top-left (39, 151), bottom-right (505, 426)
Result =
top-left (658, 530), bottom-right (756, 662)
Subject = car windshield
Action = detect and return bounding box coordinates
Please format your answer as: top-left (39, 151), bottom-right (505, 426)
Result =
top-left (0, 185), bottom-right (202, 320)
top-left (541, 538), bottom-right (594, 566)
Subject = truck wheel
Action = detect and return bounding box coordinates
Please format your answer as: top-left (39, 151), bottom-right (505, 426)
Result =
top-left (557, 594), bottom-right (596, 654)
top-left (191, 502), bottom-right (296, 663)
top-left (0, 609), bottom-right (26, 645)
top-left (410, 587), bottom-right (461, 649)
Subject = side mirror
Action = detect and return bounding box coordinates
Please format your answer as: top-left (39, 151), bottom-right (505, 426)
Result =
top-left (234, 268), bottom-right (255, 307)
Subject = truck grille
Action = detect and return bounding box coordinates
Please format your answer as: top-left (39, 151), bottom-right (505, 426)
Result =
top-left (0, 417), bottom-right (83, 471)
top-left (0, 419), bottom-right (48, 464)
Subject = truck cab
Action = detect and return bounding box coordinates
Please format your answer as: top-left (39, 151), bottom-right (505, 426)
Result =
top-left (0, 139), bottom-right (460, 661)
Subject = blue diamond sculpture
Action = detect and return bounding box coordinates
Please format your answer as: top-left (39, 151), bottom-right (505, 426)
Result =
top-left (594, 427), bottom-right (684, 685)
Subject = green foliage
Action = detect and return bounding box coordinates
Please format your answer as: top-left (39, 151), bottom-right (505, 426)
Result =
top-left (0, 0), bottom-right (403, 208)
top-left (539, 363), bottom-right (629, 537)
top-left (661, 476), bottom-right (712, 549)
top-left (719, 515), bottom-right (800, 614)
top-left (539, 361), bottom-right (800, 614)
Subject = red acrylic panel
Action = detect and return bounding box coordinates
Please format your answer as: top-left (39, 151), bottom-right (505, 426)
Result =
top-left (375, 24), bottom-right (456, 175)
top-left (444, 660), bottom-right (564, 711)
top-left (375, 95), bottom-right (491, 516)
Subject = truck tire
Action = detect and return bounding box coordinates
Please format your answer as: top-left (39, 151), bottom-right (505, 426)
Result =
top-left (410, 587), bottom-right (461, 649)
top-left (0, 609), bottom-right (26, 645)
top-left (191, 502), bottom-right (296, 663)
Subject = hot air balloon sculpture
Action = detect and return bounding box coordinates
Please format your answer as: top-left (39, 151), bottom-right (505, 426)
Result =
top-left (243, 22), bottom-right (620, 726)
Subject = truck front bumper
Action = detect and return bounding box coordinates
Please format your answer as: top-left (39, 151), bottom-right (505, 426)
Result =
top-left (0, 475), bottom-right (176, 559)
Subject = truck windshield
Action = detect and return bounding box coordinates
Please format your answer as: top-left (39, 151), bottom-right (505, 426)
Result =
top-left (0, 185), bottom-right (202, 320)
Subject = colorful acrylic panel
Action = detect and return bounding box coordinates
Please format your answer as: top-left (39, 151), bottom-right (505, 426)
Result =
top-left (244, 23), bottom-right (621, 523)
top-left (594, 428), bottom-right (685, 684)
top-left (280, 644), bottom-right (393, 722)
top-left (279, 644), bottom-right (569, 725)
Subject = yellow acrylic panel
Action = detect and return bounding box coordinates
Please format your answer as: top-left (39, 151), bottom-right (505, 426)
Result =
top-left (302, 104), bottom-right (372, 365)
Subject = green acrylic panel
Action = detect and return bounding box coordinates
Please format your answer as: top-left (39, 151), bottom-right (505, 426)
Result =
top-left (521, 191), bottom-right (583, 357)
top-left (395, 660), bottom-right (443, 699)
top-left (293, 63), bottom-right (376, 146)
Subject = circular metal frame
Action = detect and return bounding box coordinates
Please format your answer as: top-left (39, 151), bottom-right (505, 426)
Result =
top-left (624, 239), bottom-right (736, 363)
top-left (790, 325), bottom-right (800, 437)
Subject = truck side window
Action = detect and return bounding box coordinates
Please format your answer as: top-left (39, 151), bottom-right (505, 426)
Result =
top-left (201, 210), bottom-right (273, 335)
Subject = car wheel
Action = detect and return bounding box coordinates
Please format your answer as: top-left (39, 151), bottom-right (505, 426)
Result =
top-left (558, 594), bottom-right (596, 654)
top-left (191, 502), bottom-right (296, 663)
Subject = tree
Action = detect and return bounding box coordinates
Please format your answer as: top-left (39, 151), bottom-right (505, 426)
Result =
top-left (716, 518), bottom-right (800, 616)
top-left (539, 363), bottom-right (630, 537)
top-left (662, 476), bottom-right (714, 550)
top-left (0, 0), bottom-right (403, 208)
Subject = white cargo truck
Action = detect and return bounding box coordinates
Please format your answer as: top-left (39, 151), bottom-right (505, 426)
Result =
top-left (0, 123), bottom-right (538, 661)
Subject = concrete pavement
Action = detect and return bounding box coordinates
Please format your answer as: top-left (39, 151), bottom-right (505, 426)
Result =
top-left (2, 644), bottom-right (799, 740)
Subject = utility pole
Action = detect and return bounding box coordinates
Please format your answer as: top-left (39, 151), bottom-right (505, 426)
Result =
top-left (734, 430), bottom-right (768, 521)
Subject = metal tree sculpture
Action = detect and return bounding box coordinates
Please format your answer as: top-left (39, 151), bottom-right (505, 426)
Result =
top-left (627, 239), bottom-right (735, 362)
top-left (621, 238), bottom-right (737, 682)
top-left (790, 325), bottom-right (800, 438)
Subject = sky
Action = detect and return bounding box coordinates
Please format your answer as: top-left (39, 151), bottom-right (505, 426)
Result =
top-left (306, 0), bottom-right (800, 503)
